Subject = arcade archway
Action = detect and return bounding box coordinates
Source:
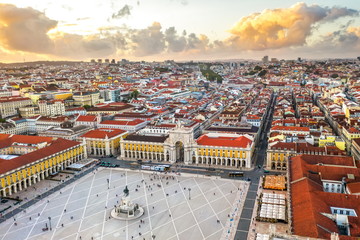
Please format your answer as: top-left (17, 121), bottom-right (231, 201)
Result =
top-left (175, 141), bottom-right (184, 162)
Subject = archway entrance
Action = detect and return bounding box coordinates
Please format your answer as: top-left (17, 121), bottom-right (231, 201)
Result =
top-left (175, 141), bottom-right (184, 162)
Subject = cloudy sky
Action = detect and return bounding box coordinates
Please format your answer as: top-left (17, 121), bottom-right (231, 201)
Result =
top-left (0, 0), bottom-right (359, 62)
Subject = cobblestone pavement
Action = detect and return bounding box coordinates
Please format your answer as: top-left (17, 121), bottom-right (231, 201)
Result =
top-left (0, 168), bottom-right (248, 240)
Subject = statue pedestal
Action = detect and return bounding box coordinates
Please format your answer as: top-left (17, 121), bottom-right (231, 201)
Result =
top-left (111, 196), bottom-right (144, 220)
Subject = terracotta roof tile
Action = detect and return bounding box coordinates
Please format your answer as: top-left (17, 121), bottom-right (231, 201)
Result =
top-left (197, 135), bottom-right (252, 148)
top-left (0, 135), bottom-right (81, 175)
top-left (76, 115), bottom-right (98, 122)
top-left (80, 128), bottom-right (127, 139)
top-left (100, 119), bottom-right (145, 126)
top-left (290, 155), bottom-right (360, 239)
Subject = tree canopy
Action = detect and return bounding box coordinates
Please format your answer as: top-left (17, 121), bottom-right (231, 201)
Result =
top-left (330, 73), bottom-right (339, 78)
top-left (130, 90), bottom-right (140, 99)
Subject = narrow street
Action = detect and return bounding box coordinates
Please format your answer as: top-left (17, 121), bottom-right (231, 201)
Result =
top-left (234, 91), bottom-right (277, 240)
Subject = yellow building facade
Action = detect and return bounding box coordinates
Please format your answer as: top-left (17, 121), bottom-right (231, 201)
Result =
top-left (123, 142), bottom-right (165, 161)
top-left (318, 135), bottom-right (346, 151)
top-left (119, 127), bottom-right (254, 169)
top-left (0, 135), bottom-right (87, 197)
top-left (79, 128), bottom-right (128, 157)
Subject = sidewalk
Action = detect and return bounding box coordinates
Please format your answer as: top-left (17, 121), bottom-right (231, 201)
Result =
top-left (247, 176), bottom-right (290, 240)
top-left (0, 165), bottom-right (99, 224)
top-left (221, 181), bottom-right (250, 240)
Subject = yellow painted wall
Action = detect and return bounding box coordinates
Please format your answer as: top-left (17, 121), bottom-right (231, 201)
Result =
top-left (54, 92), bottom-right (73, 100)
top-left (335, 140), bottom-right (346, 151)
top-left (28, 94), bottom-right (41, 104)
top-left (0, 146), bottom-right (82, 189)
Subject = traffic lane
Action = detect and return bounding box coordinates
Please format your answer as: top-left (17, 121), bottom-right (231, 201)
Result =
top-left (235, 230), bottom-right (249, 240)
top-left (244, 199), bottom-right (255, 209)
top-left (237, 218), bottom-right (251, 231)
top-left (246, 191), bottom-right (257, 200)
top-left (241, 208), bottom-right (254, 219)
top-left (249, 183), bottom-right (259, 191)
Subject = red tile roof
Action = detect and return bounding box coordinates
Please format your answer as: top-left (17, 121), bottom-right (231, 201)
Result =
top-left (0, 134), bottom-right (53, 149)
top-left (291, 179), bottom-right (360, 240)
top-left (271, 126), bottom-right (310, 132)
top-left (290, 155), bottom-right (360, 239)
top-left (0, 135), bottom-right (81, 175)
top-left (100, 119), bottom-right (145, 126)
top-left (347, 182), bottom-right (360, 194)
top-left (80, 128), bottom-right (127, 139)
top-left (0, 96), bottom-right (31, 103)
top-left (76, 115), bottom-right (97, 122)
top-left (197, 135), bottom-right (252, 148)
top-left (38, 116), bottom-right (69, 122)
top-left (347, 127), bottom-right (360, 134)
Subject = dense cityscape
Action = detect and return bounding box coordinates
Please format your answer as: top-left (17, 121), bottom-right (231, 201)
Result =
top-left (1, 0), bottom-right (360, 240)
top-left (0, 57), bottom-right (359, 240)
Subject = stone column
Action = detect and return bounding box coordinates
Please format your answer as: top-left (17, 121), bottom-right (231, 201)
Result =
top-left (92, 141), bottom-right (96, 156)
top-left (246, 152), bottom-right (251, 168)
top-left (120, 142), bottom-right (125, 158)
top-left (105, 140), bottom-right (111, 156)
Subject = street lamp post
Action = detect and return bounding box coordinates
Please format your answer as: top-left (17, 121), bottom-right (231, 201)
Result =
top-left (188, 188), bottom-right (191, 200)
top-left (48, 217), bottom-right (52, 230)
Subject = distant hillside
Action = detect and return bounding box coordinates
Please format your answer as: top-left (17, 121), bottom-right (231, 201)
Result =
top-left (0, 61), bottom-right (84, 67)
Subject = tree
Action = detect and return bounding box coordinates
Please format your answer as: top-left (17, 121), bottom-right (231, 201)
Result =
top-left (254, 65), bottom-right (262, 71)
top-left (248, 70), bottom-right (256, 76)
top-left (330, 73), bottom-right (339, 79)
top-left (83, 104), bottom-right (92, 110)
top-left (130, 90), bottom-right (140, 99)
top-left (258, 70), bottom-right (267, 77)
top-left (155, 67), bottom-right (169, 72)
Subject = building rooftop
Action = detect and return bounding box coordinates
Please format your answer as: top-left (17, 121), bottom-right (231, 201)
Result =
top-left (197, 134), bottom-right (252, 148)
top-left (124, 134), bottom-right (168, 143)
top-left (80, 128), bottom-right (127, 139)
top-left (0, 135), bottom-right (81, 175)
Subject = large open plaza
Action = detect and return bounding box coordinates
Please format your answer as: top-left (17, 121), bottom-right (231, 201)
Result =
top-left (0, 168), bottom-right (248, 240)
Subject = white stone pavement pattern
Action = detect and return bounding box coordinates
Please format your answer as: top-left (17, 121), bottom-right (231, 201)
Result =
top-left (0, 168), bottom-right (248, 240)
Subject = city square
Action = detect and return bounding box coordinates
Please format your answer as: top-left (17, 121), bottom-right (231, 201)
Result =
top-left (0, 168), bottom-right (248, 240)
top-left (1, 1), bottom-right (360, 238)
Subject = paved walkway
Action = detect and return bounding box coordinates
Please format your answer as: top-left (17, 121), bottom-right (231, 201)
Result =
top-left (233, 178), bottom-right (259, 240)
top-left (246, 176), bottom-right (290, 240)
top-left (0, 165), bottom-right (98, 224)
top-left (0, 168), bottom-right (248, 240)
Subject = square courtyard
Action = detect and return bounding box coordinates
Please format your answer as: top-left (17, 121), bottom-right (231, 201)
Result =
top-left (0, 168), bottom-right (248, 240)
